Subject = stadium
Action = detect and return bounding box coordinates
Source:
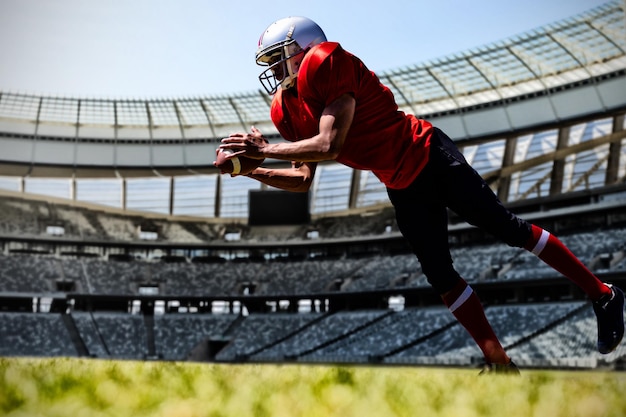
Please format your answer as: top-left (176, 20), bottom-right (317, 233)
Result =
top-left (1, 0), bottom-right (626, 379)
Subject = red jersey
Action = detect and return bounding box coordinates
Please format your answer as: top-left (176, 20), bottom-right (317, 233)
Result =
top-left (270, 42), bottom-right (432, 190)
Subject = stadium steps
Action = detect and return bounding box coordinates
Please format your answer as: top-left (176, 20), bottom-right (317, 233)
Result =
top-left (87, 311), bottom-right (112, 357)
top-left (373, 319), bottom-right (460, 362)
top-left (82, 211), bottom-right (109, 238)
top-left (214, 313), bottom-right (323, 362)
top-left (294, 310), bottom-right (395, 359)
top-left (258, 311), bottom-right (392, 361)
top-left (143, 313), bottom-right (157, 358)
top-left (247, 311), bottom-right (337, 360)
top-left (61, 313), bottom-right (90, 357)
top-left (222, 314), bottom-right (247, 337)
top-left (70, 311), bottom-right (111, 358)
top-left (178, 221), bottom-right (212, 241)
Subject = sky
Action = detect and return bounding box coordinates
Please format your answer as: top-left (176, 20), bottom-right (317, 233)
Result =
top-left (0, 0), bottom-right (613, 99)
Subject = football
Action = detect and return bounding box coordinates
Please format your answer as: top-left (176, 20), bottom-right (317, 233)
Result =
top-left (214, 148), bottom-right (264, 175)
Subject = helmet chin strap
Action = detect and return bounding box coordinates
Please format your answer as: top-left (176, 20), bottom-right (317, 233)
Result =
top-left (281, 65), bottom-right (298, 90)
top-left (280, 47), bottom-right (305, 90)
top-left (281, 75), bottom-right (297, 90)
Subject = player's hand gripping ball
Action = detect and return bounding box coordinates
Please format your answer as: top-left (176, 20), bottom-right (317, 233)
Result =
top-left (214, 148), bottom-right (264, 175)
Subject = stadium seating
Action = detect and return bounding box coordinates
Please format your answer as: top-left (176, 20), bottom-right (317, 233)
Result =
top-left (0, 194), bottom-right (399, 243)
top-left (507, 305), bottom-right (626, 368)
top-left (0, 254), bottom-right (57, 292)
top-left (216, 313), bottom-right (322, 361)
top-left (251, 310), bottom-right (389, 360)
top-left (0, 195), bottom-right (227, 243)
top-left (153, 313), bottom-right (238, 361)
top-left (301, 307), bottom-right (456, 362)
top-left (1, 198), bottom-right (625, 369)
top-left (71, 311), bottom-right (110, 357)
top-left (88, 312), bottom-right (149, 359)
top-left (0, 312), bottom-right (76, 357)
top-left (383, 302), bottom-right (587, 365)
top-left (0, 299), bottom-right (623, 369)
top-left (1, 224), bottom-right (625, 297)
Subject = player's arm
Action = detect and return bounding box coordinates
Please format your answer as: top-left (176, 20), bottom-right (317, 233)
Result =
top-left (246, 161), bottom-right (317, 193)
top-left (220, 93), bottom-right (355, 192)
top-left (222, 93), bottom-right (356, 162)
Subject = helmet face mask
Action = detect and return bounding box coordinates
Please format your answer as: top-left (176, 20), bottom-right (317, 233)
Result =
top-left (257, 39), bottom-right (305, 94)
top-left (256, 17), bottom-right (326, 95)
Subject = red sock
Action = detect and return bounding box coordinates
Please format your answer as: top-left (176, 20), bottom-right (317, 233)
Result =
top-left (524, 224), bottom-right (611, 301)
top-left (441, 279), bottom-right (509, 364)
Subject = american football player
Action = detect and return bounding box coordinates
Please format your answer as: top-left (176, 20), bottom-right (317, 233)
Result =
top-left (217, 16), bottom-right (624, 373)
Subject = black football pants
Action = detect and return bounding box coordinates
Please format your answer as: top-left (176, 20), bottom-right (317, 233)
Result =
top-left (386, 128), bottom-right (532, 294)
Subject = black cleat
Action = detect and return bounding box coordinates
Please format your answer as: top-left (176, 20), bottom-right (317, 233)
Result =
top-left (479, 360), bottom-right (521, 375)
top-left (593, 284), bottom-right (625, 354)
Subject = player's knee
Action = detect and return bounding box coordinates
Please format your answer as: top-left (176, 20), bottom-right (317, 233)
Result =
top-left (422, 263), bottom-right (462, 295)
top-left (492, 219), bottom-right (533, 249)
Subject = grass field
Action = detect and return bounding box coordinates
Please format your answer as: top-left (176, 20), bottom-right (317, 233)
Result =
top-left (1, 357), bottom-right (626, 417)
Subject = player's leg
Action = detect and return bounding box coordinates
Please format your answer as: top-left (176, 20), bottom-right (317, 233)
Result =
top-left (430, 127), bottom-right (624, 354)
top-left (387, 168), bottom-right (510, 366)
top-left (523, 225), bottom-right (611, 299)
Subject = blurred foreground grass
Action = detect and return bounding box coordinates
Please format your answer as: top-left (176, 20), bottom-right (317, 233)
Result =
top-left (1, 357), bottom-right (626, 417)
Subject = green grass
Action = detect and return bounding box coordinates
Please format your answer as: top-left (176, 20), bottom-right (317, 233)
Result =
top-left (1, 357), bottom-right (625, 417)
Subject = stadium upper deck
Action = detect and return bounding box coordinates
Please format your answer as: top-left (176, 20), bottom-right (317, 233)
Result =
top-left (0, 0), bottom-right (624, 217)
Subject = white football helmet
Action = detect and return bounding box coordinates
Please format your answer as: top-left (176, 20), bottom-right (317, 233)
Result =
top-left (256, 16), bottom-right (327, 95)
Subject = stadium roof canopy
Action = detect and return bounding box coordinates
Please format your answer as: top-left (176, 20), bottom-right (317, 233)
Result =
top-left (0, 0), bottom-right (625, 219)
